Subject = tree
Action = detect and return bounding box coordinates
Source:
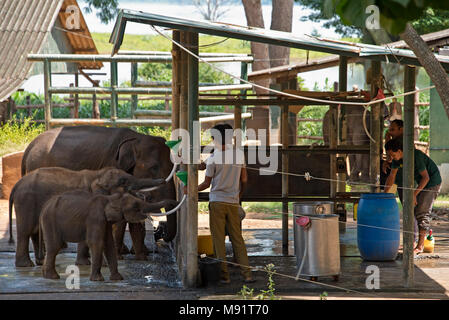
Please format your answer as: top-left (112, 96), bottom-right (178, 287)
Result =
top-left (332, 0), bottom-right (449, 120)
top-left (269, 0), bottom-right (294, 68)
top-left (192, 0), bottom-right (237, 21)
top-left (242, 0), bottom-right (271, 93)
top-left (241, 0), bottom-right (295, 92)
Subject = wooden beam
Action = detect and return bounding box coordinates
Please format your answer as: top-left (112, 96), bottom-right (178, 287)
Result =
top-left (403, 65), bottom-right (416, 288)
top-left (199, 98), bottom-right (366, 106)
top-left (43, 59), bottom-right (52, 131)
top-left (370, 61), bottom-right (381, 192)
top-left (337, 56), bottom-right (348, 196)
top-left (281, 104), bottom-right (289, 255)
top-left (131, 63), bottom-right (138, 119)
top-left (171, 30), bottom-right (181, 130)
top-left (186, 31), bottom-right (199, 288)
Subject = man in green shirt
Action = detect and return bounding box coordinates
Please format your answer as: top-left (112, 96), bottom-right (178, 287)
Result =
top-left (384, 138), bottom-right (441, 254)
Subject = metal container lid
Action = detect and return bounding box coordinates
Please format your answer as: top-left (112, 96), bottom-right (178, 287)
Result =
top-left (293, 201), bottom-right (334, 215)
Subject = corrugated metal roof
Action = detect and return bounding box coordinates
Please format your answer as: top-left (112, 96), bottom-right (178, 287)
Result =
top-left (0, 0), bottom-right (102, 102)
top-left (248, 28), bottom-right (449, 81)
top-left (109, 9), bottom-right (449, 72)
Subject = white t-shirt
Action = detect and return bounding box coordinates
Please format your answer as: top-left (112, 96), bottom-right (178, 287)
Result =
top-left (205, 145), bottom-right (245, 204)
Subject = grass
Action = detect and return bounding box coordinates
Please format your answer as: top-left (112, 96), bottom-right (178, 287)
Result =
top-left (0, 118), bottom-right (44, 157)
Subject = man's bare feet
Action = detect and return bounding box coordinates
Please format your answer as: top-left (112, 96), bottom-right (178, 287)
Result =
top-left (414, 246), bottom-right (424, 254)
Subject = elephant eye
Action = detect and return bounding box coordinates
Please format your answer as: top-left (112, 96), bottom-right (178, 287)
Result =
top-left (150, 164), bottom-right (159, 174)
top-left (118, 177), bottom-right (128, 186)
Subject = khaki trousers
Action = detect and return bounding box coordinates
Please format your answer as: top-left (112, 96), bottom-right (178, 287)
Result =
top-left (209, 202), bottom-right (251, 280)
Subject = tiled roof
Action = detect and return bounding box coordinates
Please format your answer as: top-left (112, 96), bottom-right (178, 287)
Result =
top-left (0, 0), bottom-right (102, 102)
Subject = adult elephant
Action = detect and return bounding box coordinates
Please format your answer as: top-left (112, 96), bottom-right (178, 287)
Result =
top-left (21, 126), bottom-right (177, 257)
top-left (323, 104), bottom-right (389, 182)
top-left (323, 106), bottom-right (371, 182)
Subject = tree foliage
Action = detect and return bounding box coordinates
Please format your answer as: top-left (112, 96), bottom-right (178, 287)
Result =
top-left (330, 0), bottom-right (449, 35)
top-left (297, 0), bottom-right (362, 37)
top-left (296, 0), bottom-right (449, 37)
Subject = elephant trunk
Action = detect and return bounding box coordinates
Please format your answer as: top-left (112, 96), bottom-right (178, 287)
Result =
top-left (130, 177), bottom-right (165, 191)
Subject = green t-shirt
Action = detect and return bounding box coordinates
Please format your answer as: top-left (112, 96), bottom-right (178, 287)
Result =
top-left (391, 149), bottom-right (441, 188)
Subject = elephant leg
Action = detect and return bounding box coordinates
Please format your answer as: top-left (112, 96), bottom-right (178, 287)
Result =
top-left (42, 244), bottom-right (61, 280)
top-left (129, 222), bottom-right (147, 260)
top-left (112, 221), bottom-right (128, 259)
top-left (88, 240), bottom-right (105, 282)
top-left (360, 154), bottom-right (371, 182)
top-left (348, 154), bottom-right (359, 181)
top-left (75, 242), bottom-right (91, 266)
top-left (104, 224), bottom-right (123, 281)
top-left (15, 233), bottom-right (34, 267)
top-left (31, 233), bottom-right (44, 266)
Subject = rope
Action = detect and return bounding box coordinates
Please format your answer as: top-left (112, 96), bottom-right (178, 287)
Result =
top-left (150, 25), bottom-right (436, 108)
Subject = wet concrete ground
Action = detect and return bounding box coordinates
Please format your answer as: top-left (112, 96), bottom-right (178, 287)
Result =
top-left (1, 203), bottom-right (449, 300)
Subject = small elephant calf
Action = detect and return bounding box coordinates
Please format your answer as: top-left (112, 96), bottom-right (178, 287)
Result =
top-left (40, 190), bottom-right (178, 281)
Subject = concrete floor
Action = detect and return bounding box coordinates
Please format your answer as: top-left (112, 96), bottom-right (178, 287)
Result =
top-left (1, 202), bottom-right (449, 300)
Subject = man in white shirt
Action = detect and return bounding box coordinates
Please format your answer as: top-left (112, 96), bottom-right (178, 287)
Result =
top-left (197, 124), bottom-right (254, 284)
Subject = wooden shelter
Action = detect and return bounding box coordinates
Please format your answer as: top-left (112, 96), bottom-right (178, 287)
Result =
top-left (108, 10), bottom-right (449, 289)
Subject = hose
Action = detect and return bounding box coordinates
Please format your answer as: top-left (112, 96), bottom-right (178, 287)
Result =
top-left (295, 226), bottom-right (309, 280)
top-left (147, 194), bottom-right (187, 217)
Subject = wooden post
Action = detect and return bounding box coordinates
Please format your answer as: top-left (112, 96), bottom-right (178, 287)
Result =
top-left (186, 31), bottom-right (199, 288)
top-left (26, 95), bottom-right (32, 118)
top-left (176, 31), bottom-right (189, 283)
top-left (110, 61), bottom-right (118, 123)
top-left (329, 104), bottom-right (338, 200)
top-left (281, 104), bottom-right (289, 255)
top-left (403, 65), bottom-right (416, 287)
top-left (43, 59), bottom-right (52, 130)
top-left (74, 72), bottom-right (79, 118)
top-left (131, 62), bottom-right (138, 119)
top-left (165, 94), bottom-right (170, 111)
top-left (92, 93), bottom-right (100, 119)
top-left (171, 30), bottom-right (181, 131)
top-left (329, 71), bottom-right (339, 202)
top-left (69, 83), bottom-right (75, 118)
top-left (338, 57), bottom-right (348, 194)
top-left (180, 32), bottom-right (189, 134)
top-left (237, 61), bottom-right (249, 146)
top-left (370, 61), bottom-right (381, 192)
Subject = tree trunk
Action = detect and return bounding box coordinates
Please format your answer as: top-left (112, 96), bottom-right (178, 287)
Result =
top-left (242, 0), bottom-right (270, 93)
top-left (269, 0), bottom-right (293, 68)
top-left (400, 23), bottom-right (449, 120)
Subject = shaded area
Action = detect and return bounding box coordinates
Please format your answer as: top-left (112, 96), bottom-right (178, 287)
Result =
top-left (1, 200), bottom-right (449, 299)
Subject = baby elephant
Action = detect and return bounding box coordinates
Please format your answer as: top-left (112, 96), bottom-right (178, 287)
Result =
top-left (40, 190), bottom-right (178, 281)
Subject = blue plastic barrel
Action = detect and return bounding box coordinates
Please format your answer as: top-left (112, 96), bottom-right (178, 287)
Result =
top-left (357, 193), bottom-right (400, 261)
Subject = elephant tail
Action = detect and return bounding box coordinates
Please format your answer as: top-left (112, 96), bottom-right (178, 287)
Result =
top-left (38, 217), bottom-right (43, 262)
top-left (8, 186), bottom-right (15, 244)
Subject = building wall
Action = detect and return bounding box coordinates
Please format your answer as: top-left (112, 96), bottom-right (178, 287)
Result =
top-left (430, 83), bottom-right (449, 193)
top-left (29, 18), bottom-right (78, 76)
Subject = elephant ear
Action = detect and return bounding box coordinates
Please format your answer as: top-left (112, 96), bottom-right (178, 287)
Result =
top-left (90, 178), bottom-right (109, 194)
top-left (104, 197), bottom-right (124, 222)
top-left (116, 138), bottom-right (137, 173)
